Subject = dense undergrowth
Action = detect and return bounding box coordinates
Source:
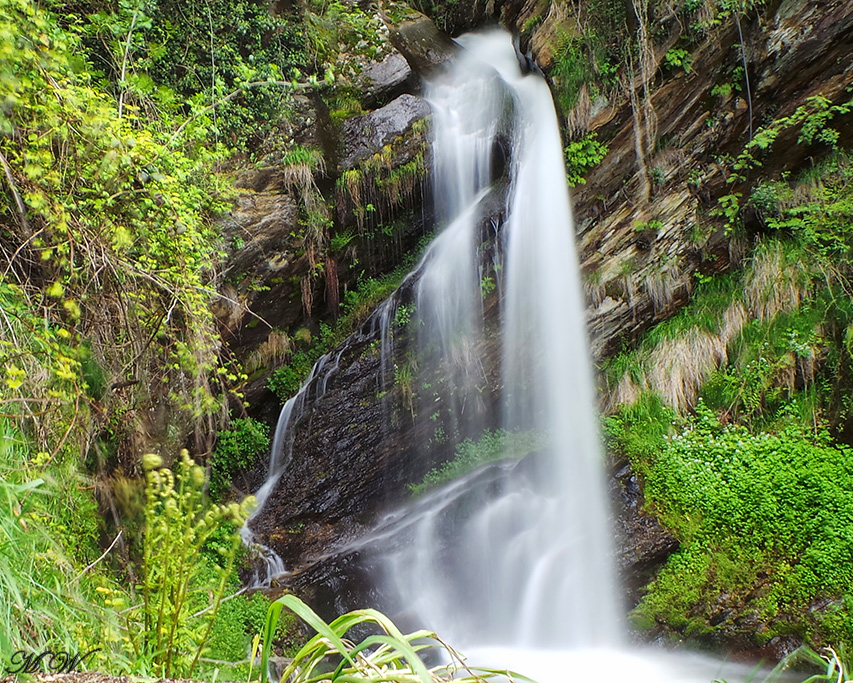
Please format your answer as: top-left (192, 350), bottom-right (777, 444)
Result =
top-left (605, 148), bottom-right (853, 649)
top-left (0, 0), bottom-right (344, 674)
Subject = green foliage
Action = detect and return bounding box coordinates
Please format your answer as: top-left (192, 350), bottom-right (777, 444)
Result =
top-left (203, 589), bottom-right (297, 680)
top-left (549, 0), bottom-right (624, 112)
top-left (210, 417), bottom-right (271, 500)
top-left (711, 82), bottom-right (734, 98)
top-left (760, 153), bottom-right (853, 261)
top-left (0, 0), bottom-right (244, 457)
top-left (0, 419), bottom-right (115, 663)
top-left (602, 392), bottom-right (676, 471)
top-left (409, 429), bottom-right (544, 496)
top-left (713, 95), bottom-right (853, 233)
top-left (260, 594), bottom-right (526, 683)
top-left (663, 47), bottom-right (692, 73)
top-left (565, 132), bottom-right (609, 186)
top-left (634, 401), bottom-right (853, 643)
top-left (134, 450), bottom-right (255, 677)
top-left (303, 0), bottom-right (385, 71)
top-left (73, 0), bottom-right (307, 148)
top-left (702, 301), bottom-right (826, 426)
top-left (268, 346), bottom-right (324, 402)
top-left (394, 304), bottom-right (414, 329)
top-left (552, 33), bottom-right (599, 112)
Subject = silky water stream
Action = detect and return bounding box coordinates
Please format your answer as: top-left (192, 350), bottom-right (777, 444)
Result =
top-left (245, 29), bottom-right (782, 683)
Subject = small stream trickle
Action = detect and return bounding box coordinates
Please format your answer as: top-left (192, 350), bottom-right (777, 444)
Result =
top-left (241, 346), bottom-right (346, 586)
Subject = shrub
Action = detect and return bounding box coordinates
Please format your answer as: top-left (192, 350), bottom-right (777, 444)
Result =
top-left (635, 401), bottom-right (853, 640)
top-left (565, 132), bottom-right (609, 186)
top-left (210, 417), bottom-right (271, 500)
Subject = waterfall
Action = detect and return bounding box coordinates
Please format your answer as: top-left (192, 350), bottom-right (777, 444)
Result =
top-left (381, 30), bottom-right (621, 649)
top-left (375, 31), bottom-right (767, 681)
top-left (245, 27), bottom-right (765, 683)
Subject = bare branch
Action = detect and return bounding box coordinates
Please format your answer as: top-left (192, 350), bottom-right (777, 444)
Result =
top-left (0, 148), bottom-right (31, 237)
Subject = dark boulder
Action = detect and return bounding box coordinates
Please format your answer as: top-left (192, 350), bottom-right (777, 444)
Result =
top-left (380, 7), bottom-right (459, 75)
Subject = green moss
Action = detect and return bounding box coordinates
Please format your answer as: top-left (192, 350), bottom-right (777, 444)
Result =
top-left (408, 429), bottom-right (545, 496)
top-left (632, 402), bottom-right (853, 645)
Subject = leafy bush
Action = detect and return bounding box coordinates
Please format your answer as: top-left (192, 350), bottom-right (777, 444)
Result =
top-left (70, 0), bottom-right (307, 149)
top-left (663, 47), bottom-right (692, 73)
top-left (565, 131), bottom-right (609, 186)
top-left (634, 402), bottom-right (853, 641)
top-left (210, 417), bottom-right (271, 500)
top-left (0, 0), bottom-right (241, 456)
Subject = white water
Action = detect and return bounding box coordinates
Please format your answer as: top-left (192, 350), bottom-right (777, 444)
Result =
top-left (244, 28), bottom-right (783, 683)
top-left (378, 31), bottom-right (775, 683)
top-left (241, 346), bottom-right (346, 586)
top-left (383, 29), bottom-right (620, 649)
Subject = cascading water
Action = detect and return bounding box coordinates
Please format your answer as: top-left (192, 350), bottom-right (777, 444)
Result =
top-left (382, 30), bottom-right (621, 648)
top-left (246, 27), bottom-right (770, 683)
top-left (374, 31), bottom-right (767, 681)
top-left (241, 346), bottom-right (346, 586)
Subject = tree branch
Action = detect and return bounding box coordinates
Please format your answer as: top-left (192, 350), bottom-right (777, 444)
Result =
top-left (0, 148), bottom-right (31, 237)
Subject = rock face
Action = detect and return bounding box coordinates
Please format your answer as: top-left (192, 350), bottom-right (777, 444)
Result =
top-left (358, 52), bottom-right (416, 108)
top-left (381, 7), bottom-right (459, 74)
top-left (339, 95), bottom-right (431, 168)
top-left (573, 0), bottom-right (853, 361)
top-left (214, 56), bottom-right (433, 414)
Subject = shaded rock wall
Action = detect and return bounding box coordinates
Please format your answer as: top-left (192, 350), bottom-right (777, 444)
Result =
top-left (214, 52), bottom-right (434, 416)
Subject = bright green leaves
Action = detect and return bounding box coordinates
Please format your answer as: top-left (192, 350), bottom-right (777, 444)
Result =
top-left (641, 407), bottom-right (853, 610)
top-left (663, 47), bottom-right (692, 73)
top-left (0, 0), bottom-right (240, 454)
top-left (713, 94), bottom-right (853, 233)
top-left (136, 450), bottom-right (255, 678)
top-left (209, 417), bottom-right (270, 500)
top-left (565, 131), bottom-right (609, 186)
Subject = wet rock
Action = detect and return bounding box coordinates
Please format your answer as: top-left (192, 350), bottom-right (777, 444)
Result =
top-left (611, 463), bottom-right (679, 607)
top-left (381, 8), bottom-right (459, 75)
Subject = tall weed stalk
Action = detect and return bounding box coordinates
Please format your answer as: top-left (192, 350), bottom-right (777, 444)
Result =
top-left (136, 450), bottom-right (254, 677)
